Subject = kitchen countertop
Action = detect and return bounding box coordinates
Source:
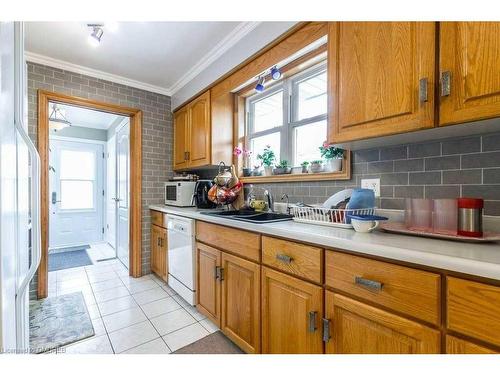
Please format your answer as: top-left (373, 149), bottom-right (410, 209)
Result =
top-left (149, 204), bottom-right (500, 281)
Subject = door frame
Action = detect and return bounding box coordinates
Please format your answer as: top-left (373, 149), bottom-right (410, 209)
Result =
top-left (37, 89), bottom-right (143, 299)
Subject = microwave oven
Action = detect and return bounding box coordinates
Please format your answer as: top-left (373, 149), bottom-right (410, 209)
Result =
top-left (164, 181), bottom-right (196, 207)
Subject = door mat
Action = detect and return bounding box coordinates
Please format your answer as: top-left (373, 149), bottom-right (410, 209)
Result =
top-left (49, 244), bottom-right (90, 255)
top-left (29, 292), bottom-right (95, 354)
top-left (172, 331), bottom-right (244, 354)
top-left (48, 247), bottom-right (92, 271)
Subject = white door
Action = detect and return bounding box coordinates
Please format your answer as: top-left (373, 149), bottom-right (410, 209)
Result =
top-left (105, 134), bottom-right (116, 249)
top-left (49, 139), bottom-right (104, 248)
top-left (116, 120), bottom-right (130, 268)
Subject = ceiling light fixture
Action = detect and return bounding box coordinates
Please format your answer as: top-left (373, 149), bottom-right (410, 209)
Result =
top-left (49, 104), bottom-right (72, 131)
top-left (270, 66), bottom-right (282, 80)
top-left (87, 24), bottom-right (104, 47)
top-left (255, 76), bottom-right (266, 92)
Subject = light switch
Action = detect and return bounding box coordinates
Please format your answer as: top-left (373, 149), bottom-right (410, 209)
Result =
top-left (361, 178), bottom-right (380, 197)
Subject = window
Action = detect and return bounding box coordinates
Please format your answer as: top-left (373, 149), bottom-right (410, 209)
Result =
top-left (60, 149), bottom-right (96, 210)
top-left (246, 62), bottom-right (327, 167)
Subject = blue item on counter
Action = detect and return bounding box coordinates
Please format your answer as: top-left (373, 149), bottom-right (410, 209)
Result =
top-left (347, 188), bottom-right (375, 210)
top-left (347, 214), bottom-right (388, 221)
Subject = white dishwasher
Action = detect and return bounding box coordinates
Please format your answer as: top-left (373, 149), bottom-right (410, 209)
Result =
top-left (166, 214), bottom-right (196, 305)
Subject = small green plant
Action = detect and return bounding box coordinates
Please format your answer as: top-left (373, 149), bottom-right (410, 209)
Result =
top-left (311, 159), bottom-right (323, 164)
top-left (300, 161), bottom-right (309, 167)
top-left (277, 160), bottom-right (289, 168)
top-left (256, 145), bottom-right (276, 167)
top-left (319, 141), bottom-right (344, 160)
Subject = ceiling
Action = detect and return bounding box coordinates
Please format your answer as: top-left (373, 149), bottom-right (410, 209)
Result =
top-left (26, 22), bottom-right (261, 96)
top-left (50, 102), bottom-right (124, 130)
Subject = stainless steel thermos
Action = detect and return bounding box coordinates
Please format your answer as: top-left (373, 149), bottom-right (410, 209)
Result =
top-left (457, 198), bottom-right (483, 237)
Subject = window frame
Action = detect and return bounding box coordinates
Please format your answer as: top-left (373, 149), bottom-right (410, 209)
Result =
top-left (246, 61), bottom-right (328, 167)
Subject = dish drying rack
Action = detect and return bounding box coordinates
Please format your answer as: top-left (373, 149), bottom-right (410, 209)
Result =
top-left (290, 205), bottom-right (375, 229)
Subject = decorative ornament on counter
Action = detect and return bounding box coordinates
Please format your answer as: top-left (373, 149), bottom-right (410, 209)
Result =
top-left (208, 162), bottom-right (243, 206)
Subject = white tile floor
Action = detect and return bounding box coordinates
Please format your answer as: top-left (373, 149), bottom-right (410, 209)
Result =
top-left (45, 244), bottom-right (218, 354)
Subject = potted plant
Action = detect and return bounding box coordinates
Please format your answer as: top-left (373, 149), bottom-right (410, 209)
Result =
top-left (310, 160), bottom-right (324, 173)
top-left (273, 160), bottom-right (291, 175)
top-left (234, 146), bottom-right (253, 177)
top-left (252, 164), bottom-right (262, 176)
top-left (319, 141), bottom-right (344, 172)
top-left (291, 165), bottom-right (302, 174)
top-left (257, 145), bottom-right (276, 176)
top-left (300, 161), bottom-right (309, 173)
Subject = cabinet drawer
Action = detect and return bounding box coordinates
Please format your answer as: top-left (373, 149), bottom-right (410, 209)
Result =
top-left (447, 277), bottom-right (500, 347)
top-left (325, 251), bottom-right (440, 325)
top-left (151, 210), bottom-right (167, 228)
top-left (196, 221), bottom-right (260, 262)
top-left (262, 236), bottom-right (322, 284)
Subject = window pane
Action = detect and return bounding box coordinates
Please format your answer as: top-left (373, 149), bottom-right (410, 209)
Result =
top-left (296, 71), bottom-right (327, 120)
top-left (250, 132), bottom-right (280, 168)
top-left (60, 180), bottom-right (94, 209)
top-left (294, 120), bottom-right (327, 165)
top-left (252, 90), bottom-right (283, 133)
top-left (60, 150), bottom-right (95, 180)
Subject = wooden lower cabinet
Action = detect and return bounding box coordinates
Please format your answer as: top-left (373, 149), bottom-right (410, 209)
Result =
top-left (324, 291), bottom-right (440, 354)
top-left (196, 242), bottom-right (221, 326)
top-left (150, 224), bottom-right (167, 281)
top-left (446, 335), bottom-right (498, 354)
top-left (221, 252), bottom-right (261, 353)
top-left (261, 267), bottom-right (323, 354)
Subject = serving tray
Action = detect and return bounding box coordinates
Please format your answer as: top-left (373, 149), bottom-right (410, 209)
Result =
top-left (380, 222), bottom-right (500, 243)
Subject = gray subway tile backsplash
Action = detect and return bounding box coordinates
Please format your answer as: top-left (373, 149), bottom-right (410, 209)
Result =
top-left (251, 132), bottom-right (500, 217)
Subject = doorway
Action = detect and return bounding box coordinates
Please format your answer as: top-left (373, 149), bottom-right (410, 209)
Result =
top-left (38, 90), bottom-right (143, 299)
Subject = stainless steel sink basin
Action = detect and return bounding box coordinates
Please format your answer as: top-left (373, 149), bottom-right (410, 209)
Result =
top-left (201, 210), bottom-right (293, 223)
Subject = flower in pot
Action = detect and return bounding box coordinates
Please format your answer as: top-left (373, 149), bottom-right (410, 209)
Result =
top-left (234, 146), bottom-right (253, 177)
top-left (319, 141), bottom-right (344, 172)
top-left (273, 160), bottom-right (291, 175)
top-left (300, 161), bottom-right (309, 173)
top-left (256, 145), bottom-right (276, 176)
top-left (310, 160), bottom-right (324, 173)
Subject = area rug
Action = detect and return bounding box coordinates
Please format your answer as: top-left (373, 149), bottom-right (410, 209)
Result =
top-left (29, 292), bottom-right (95, 353)
top-left (172, 331), bottom-right (244, 354)
top-left (48, 247), bottom-right (92, 271)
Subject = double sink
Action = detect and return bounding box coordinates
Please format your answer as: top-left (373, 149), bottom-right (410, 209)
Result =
top-left (201, 209), bottom-right (293, 224)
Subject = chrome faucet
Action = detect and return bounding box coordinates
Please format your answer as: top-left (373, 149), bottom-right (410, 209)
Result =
top-left (281, 193), bottom-right (290, 214)
top-left (264, 189), bottom-right (274, 212)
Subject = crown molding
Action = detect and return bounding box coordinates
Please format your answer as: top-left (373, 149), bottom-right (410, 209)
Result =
top-left (168, 21), bottom-right (261, 95)
top-left (25, 51), bottom-right (172, 96)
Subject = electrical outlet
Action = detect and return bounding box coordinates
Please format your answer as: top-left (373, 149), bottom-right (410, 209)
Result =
top-left (361, 178), bottom-right (380, 197)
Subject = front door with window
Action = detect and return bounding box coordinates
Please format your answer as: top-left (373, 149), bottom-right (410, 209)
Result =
top-left (49, 139), bottom-right (104, 248)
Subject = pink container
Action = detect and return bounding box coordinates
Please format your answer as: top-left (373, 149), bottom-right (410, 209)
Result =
top-left (432, 199), bottom-right (458, 234)
top-left (405, 199), bottom-right (433, 230)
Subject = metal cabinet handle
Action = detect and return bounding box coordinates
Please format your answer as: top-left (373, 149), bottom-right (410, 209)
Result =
top-left (441, 71), bottom-right (451, 96)
top-left (276, 253), bottom-right (293, 264)
top-left (215, 266), bottom-right (220, 280)
top-left (308, 311), bottom-right (318, 332)
top-left (419, 77), bottom-right (428, 102)
top-left (322, 318), bottom-right (331, 342)
top-left (355, 276), bottom-right (383, 292)
top-left (219, 267), bottom-right (224, 281)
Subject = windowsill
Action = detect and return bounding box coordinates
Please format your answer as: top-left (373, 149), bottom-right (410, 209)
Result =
top-left (239, 168), bottom-right (351, 183)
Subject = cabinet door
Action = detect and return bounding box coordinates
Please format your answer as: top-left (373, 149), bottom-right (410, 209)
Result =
top-left (173, 106), bottom-right (189, 170)
top-left (188, 91), bottom-right (211, 168)
top-left (221, 253), bottom-right (260, 353)
top-left (440, 22), bottom-right (500, 125)
top-left (150, 224), bottom-right (162, 277)
top-left (158, 226), bottom-right (168, 281)
top-left (261, 267), bottom-right (323, 354)
top-left (446, 335), bottom-right (498, 354)
top-left (196, 242), bottom-right (221, 326)
top-left (328, 22), bottom-right (435, 143)
top-left (324, 291), bottom-right (440, 354)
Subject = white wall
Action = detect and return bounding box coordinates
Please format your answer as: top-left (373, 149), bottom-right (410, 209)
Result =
top-left (171, 22), bottom-right (297, 109)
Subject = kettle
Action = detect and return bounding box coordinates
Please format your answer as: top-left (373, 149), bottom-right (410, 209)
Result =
top-left (192, 180), bottom-right (217, 209)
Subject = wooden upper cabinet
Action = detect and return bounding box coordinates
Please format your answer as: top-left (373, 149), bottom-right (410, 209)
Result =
top-left (446, 335), bottom-right (498, 354)
top-left (261, 267), bottom-right (323, 354)
top-left (325, 292), bottom-right (440, 354)
top-left (188, 91), bottom-right (211, 168)
top-left (221, 252), bottom-right (260, 354)
top-left (173, 106), bottom-right (189, 170)
top-left (440, 22), bottom-right (500, 125)
top-left (328, 22), bottom-right (436, 143)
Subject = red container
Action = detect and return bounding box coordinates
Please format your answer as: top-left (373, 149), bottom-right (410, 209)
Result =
top-left (457, 198), bottom-right (484, 237)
